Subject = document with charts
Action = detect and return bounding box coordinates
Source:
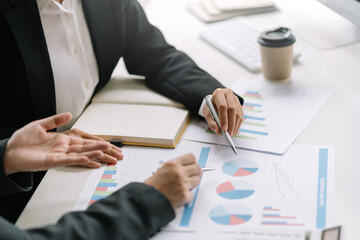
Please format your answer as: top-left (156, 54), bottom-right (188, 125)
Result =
top-left (73, 141), bottom-right (334, 232)
top-left (183, 79), bottom-right (332, 154)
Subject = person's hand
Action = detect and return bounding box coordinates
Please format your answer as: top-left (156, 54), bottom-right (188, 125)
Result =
top-left (4, 113), bottom-right (111, 175)
top-left (62, 129), bottom-right (123, 168)
top-left (144, 153), bottom-right (201, 209)
top-left (203, 88), bottom-right (244, 137)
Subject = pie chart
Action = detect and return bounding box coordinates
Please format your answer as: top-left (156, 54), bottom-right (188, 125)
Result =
top-left (222, 159), bottom-right (258, 177)
top-left (216, 181), bottom-right (254, 199)
top-left (209, 203), bottom-right (252, 225)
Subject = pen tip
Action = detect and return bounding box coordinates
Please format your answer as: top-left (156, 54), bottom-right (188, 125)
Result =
top-left (232, 146), bottom-right (238, 155)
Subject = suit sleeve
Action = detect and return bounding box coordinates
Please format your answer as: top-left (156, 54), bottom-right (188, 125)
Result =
top-left (0, 139), bottom-right (32, 196)
top-left (0, 183), bottom-right (175, 240)
top-left (122, 0), bottom-right (243, 116)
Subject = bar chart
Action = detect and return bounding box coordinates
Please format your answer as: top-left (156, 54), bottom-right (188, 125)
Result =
top-left (261, 206), bottom-right (305, 226)
top-left (89, 164), bottom-right (118, 205)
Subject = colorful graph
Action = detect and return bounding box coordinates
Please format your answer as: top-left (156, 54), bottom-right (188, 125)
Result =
top-left (222, 159), bottom-right (258, 177)
top-left (242, 91), bottom-right (264, 101)
top-left (234, 90), bottom-right (268, 140)
top-left (216, 181), bottom-right (254, 199)
top-left (261, 206), bottom-right (304, 226)
top-left (89, 164), bottom-right (118, 205)
top-left (209, 203), bottom-right (252, 225)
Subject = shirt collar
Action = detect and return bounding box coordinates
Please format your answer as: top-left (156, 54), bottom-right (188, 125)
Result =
top-left (36, 0), bottom-right (51, 13)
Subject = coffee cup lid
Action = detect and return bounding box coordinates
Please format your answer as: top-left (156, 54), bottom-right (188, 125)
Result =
top-left (258, 27), bottom-right (296, 47)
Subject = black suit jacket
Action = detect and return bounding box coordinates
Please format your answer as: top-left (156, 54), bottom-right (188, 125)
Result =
top-left (0, 181), bottom-right (174, 240)
top-left (0, 139), bottom-right (176, 240)
top-left (0, 0), bottom-right (242, 138)
top-left (0, 0), bottom-right (243, 222)
top-left (0, 140), bottom-right (175, 239)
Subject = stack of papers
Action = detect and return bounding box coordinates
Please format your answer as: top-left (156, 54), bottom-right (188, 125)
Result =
top-left (188, 0), bottom-right (277, 23)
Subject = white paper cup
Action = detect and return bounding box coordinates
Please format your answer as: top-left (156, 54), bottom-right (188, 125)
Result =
top-left (258, 27), bottom-right (296, 81)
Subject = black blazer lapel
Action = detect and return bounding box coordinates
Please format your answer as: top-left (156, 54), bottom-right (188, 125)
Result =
top-left (81, 0), bottom-right (121, 93)
top-left (4, 0), bottom-right (56, 119)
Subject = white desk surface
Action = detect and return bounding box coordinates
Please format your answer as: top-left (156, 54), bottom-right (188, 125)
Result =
top-left (16, 0), bottom-right (360, 239)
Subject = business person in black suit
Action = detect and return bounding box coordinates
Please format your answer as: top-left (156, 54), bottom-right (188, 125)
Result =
top-left (0, 113), bottom-right (201, 239)
top-left (0, 0), bottom-right (244, 222)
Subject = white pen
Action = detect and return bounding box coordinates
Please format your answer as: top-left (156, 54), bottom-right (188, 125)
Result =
top-left (205, 95), bottom-right (238, 155)
top-left (202, 167), bottom-right (216, 172)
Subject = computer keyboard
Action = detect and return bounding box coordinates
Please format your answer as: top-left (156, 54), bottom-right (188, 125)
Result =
top-left (199, 18), bottom-right (300, 73)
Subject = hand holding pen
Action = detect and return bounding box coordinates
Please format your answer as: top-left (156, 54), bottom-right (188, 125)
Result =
top-left (204, 91), bottom-right (244, 154)
top-left (203, 89), bottom-right (244, 138)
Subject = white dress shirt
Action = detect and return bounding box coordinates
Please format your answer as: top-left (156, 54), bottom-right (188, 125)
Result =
top-left (37, 0), bottom-right (99, 131)
top-left (37, 0), bottom-right (205, 132)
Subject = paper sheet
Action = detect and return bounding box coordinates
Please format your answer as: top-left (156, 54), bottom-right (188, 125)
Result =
top-left (73, 141), bottom-right (334, 233)
top-left (183, 79), bottom-right (332, 154)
